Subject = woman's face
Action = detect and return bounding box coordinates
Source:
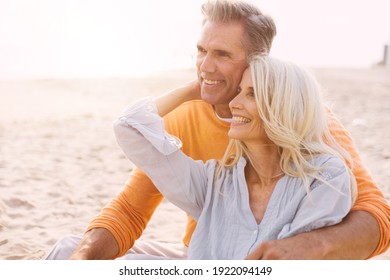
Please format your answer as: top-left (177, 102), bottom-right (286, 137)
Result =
top-left (228, 68), bottom-right (268, 143)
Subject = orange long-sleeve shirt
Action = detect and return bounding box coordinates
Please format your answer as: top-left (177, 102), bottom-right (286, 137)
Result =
top-left (87, 100), bottom-right (390, 258)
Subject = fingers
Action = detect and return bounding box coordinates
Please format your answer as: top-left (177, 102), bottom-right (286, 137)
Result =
top-left (245, 241), bottom-right (284, 260)
top-left (244, 243), bottom-right (267, 260)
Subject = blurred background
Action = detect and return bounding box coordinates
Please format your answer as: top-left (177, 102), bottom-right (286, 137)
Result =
top-left (0, 0), bottom-right (389, 80)
top-left (0, 0), bottom-right (389, 260)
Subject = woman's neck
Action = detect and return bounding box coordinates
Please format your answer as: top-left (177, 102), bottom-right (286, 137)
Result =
top-left (244, 142), bottom-right (283, 225)
top-left (244, 142), bottom-right (283, 189)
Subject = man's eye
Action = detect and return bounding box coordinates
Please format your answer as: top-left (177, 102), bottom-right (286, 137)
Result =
top-left (216, 51), bottom-right (229, 58)
top-left (197, 47), bottom-right (206, 54)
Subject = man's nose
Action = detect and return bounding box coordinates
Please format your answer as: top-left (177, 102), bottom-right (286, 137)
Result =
top-left (199, 53), bottom-right (216, 73)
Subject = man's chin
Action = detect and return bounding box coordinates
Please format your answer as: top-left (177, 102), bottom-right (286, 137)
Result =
top-left (201, 92), bottom-right (221, 105)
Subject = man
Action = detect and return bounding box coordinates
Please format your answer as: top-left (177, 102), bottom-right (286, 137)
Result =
top-left (46, 0), bottom-right (389, 260)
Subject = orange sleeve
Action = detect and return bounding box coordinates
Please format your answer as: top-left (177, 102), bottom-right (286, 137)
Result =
top-left (84, 101), bottom-right (213, 258)
top-left (85, 107), bottom-right (183, 258)
top-left (327, 108), bottom-right (390, 257)
top-left (86, 168), bottom-right (163, 258)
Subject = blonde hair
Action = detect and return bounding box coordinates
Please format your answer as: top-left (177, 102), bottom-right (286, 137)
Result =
top-left (218, 56), bottom-right (357, 200)
top-left (201, 0), bottom-right (277, 54)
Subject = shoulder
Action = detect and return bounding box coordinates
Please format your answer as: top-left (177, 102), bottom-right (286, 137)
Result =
top-left (163, 100), bottom-right (230, 136)
top-left (310, 154), bottom-right (349, 183)
top-left (325, 106), bottom-right (353, 140)
top-left (166, 100), bottom-right (214, 117)
top-left (312, 154), bottom-right (344, 167)
top-left (163, 100), bottom-right (213, 128)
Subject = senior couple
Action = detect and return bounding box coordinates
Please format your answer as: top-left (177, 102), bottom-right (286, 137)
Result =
top-left (46, 0), bottom-right (390, 260)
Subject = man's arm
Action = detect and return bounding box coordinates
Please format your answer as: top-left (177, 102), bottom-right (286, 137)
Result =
top-left (63, 170), bottom-right (162, 260)
top-left (69, 228), bottom-right (119, 260)
top-left (325, 108), bottom-right (389, 257)
top-left (246, 210), bottom-right (379, 259)
top-left (69, 173), bottom-right (163, 260)
top-left (69, 82), bottom-right (202, 260)
top-left (247, 108), bottom-right (390, 260)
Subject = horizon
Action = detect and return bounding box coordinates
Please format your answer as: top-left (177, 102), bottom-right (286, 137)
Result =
top-left (0, 0), bottom-right (389, 80)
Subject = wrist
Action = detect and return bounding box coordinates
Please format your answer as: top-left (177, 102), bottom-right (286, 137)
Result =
top-left (69, 228), bottom-right (119, 260)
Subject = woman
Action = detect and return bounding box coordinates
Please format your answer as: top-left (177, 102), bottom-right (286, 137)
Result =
top-left (113, 55), bottom-right (356, 259)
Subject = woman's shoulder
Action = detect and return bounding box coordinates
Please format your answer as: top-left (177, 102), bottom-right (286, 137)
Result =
top-left (311, 154), bottom-right (345, 168)
top-left (310, 154), bottom-right (348, 180)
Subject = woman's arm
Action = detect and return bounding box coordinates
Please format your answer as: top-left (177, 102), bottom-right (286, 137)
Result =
top-left (276, 157), bottom-right (353, 239)
top-left (113, 97), bottom-right (208, 220)
top-left (246, 109), bottom-right (390, 260)
top-left (246, 157), bottom-right (354, 260)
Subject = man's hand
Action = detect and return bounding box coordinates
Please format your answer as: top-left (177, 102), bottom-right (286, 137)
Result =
top-left (245, 233), bottom-right (324, 260)
top-left (69, 228), bottom-right (119, 260)
top-left (245, 211), bottom-right (379, 260)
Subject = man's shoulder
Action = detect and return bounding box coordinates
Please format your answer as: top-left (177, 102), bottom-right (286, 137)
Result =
top-left (175, 100), bottom-right (212, 113)
top-left (165, 100), bottom-right (214, 120)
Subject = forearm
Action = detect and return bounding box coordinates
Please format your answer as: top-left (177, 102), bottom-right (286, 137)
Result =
top-left (69, 228), bottom-right (119, 260)
top-left (154, 80), bottom-right (200, 117)
top-left (114, 101), bottom-right (207, 219)
top-left (246, 211), bottom-right (380, 260)
top-left (303, 210), bottom-right (379, 259)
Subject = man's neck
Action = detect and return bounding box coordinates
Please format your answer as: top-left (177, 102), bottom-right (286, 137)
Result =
top-left (213, 104), bottom-right (232, 119)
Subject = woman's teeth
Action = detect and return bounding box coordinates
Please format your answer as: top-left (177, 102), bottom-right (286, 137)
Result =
top-left (232, 116), bottom-right (251, 123)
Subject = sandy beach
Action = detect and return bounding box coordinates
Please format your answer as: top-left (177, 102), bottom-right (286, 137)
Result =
top-left (0, 67), bottom-right (389, 260)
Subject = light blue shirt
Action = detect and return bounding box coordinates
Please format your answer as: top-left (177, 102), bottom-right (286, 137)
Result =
top-left (114, 98), bottom-right (353, 259)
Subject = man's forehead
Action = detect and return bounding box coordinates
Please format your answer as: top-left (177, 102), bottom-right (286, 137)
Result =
top-left (197, 38), bottom-right (239, 52)
top-left (197, 21), bottom-right (246, 52)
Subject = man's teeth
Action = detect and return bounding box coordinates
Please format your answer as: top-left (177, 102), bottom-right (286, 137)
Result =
top-left (203, 79), bottom-right (221, 85)
top-left (232, 116), bottom-right (251, 123)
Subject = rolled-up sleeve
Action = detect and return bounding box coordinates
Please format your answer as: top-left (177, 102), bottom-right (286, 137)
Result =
top-left (113, 98), bottom-right (208, 220)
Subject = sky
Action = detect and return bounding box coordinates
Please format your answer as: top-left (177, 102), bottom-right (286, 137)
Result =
top-left (0, 0), bottom-right (389, 79)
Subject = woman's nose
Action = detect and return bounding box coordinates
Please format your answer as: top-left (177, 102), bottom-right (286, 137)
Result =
top-left (229, 93), bottom-right (242, 111)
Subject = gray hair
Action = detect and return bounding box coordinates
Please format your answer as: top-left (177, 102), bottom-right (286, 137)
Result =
top-left (201, 0), bottom-right (277, 55)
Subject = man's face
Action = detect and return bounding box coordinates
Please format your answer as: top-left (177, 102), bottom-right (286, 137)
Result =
top-left (196, 21), bottom-right (248, 117)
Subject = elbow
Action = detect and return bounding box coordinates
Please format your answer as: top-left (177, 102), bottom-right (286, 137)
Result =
top-left (112, 118), bottom-right (121, 133)
top-left (113, 118), bottom-right (126, 140)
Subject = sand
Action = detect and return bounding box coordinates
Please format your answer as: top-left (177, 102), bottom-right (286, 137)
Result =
top-left (0, 67), bottom-right (389, 260)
